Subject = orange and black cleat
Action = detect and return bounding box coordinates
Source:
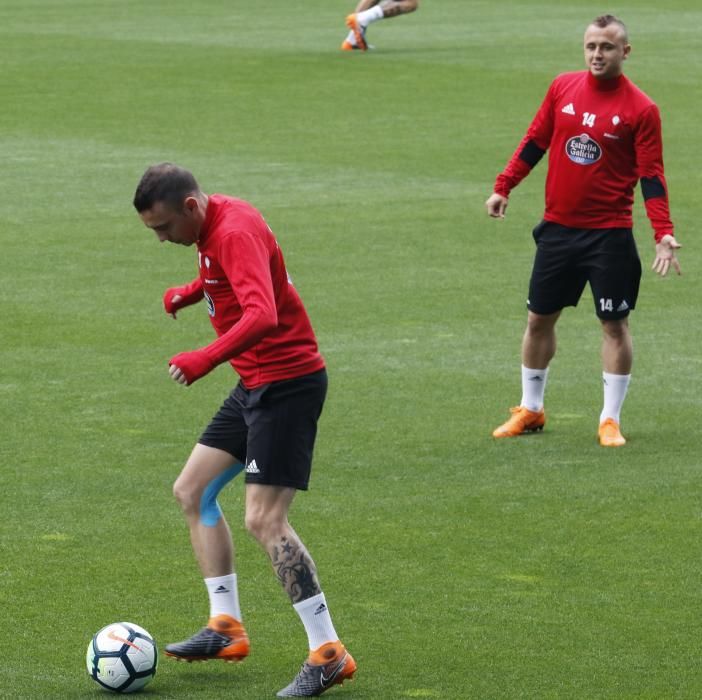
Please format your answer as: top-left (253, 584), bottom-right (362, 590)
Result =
top-left (277, 640), bottom-right (356, 697)
top-left (492, 406), bottom-right (546, 438)
top-left (164, 614), bottom-right (249, 662)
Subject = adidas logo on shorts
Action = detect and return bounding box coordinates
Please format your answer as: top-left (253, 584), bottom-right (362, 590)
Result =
top-left (245, 459), bottom-right (261, 474)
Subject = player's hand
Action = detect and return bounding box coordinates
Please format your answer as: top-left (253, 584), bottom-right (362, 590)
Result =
top-left (486, 193), bottom-right (509, 218)
top-left (163, 286), bottom-right (188, 318)
top-left (169, 363), bottom-right (189, 385)
top-left (163, 282), bottom-right (203, 318)
top-left (652, 234), bottom-right (682, 277)
top-left (164, 293), bottom-right (183, 319)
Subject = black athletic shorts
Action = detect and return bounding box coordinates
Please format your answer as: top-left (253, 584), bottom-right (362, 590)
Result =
top-left (527, 220), bottom-right (642, 320)
top-left (198, 369), bottom-right (328, 491)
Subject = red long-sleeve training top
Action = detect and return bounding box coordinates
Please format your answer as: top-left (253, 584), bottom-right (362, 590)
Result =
top-left (177, 194), bottom-right (324, 388)
top-left (494, 71), bottom-right (674, 241)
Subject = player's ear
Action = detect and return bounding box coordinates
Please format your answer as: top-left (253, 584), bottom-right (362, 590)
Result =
top-left (183, 196), bottom-right (198, 215)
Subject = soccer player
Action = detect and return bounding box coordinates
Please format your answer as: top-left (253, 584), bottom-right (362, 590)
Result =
top-left (133, 163), bottom-right (356, 697)
top-left (341, 0), bottom-right (419, 51)
top-left (485, 15), bottom-right (682, 447)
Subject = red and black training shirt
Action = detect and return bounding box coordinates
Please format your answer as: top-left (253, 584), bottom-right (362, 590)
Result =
top-left (178, 195), bottom-right (325, 388)
top-left (494, 71), bottom-right (674, 241)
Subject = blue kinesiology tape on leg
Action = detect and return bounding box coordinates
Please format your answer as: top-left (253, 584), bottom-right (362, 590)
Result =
top-left (199, 462), bottom-right (244, 527)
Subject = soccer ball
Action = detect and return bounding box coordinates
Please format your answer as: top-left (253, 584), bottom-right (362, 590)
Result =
top-left (86, 622), bottom-right (157, 693)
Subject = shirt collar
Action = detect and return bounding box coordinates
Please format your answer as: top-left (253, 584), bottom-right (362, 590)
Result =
top-left (587, 71), bottom-right (624, 92)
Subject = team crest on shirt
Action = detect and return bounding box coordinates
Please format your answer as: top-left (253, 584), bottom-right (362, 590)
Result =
top-left (565, 133), bottom-right (602, 165)
top-left (204, 290), bottom-right (215, 317)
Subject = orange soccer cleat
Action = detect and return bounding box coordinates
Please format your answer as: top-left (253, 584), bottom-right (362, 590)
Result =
top-left (164, 614), bottom-right (250, 662)
top-left (492, 406), bottom-right (546, 438)
top-left (277, 640), bottom-right (357, 697)
top-left (598, 418), bottom-right (626, 447)
top-left (344, 14), bottom-right (368, 50)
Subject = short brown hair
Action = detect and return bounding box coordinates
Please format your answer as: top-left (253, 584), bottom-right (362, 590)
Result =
top-left (590, 14), bottom-right (628, 43)
top-left (133, 163), bottom-right (200, 212)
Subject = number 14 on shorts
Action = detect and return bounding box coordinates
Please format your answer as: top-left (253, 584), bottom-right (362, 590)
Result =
top-left (600, 298), bottom-right (613, 312)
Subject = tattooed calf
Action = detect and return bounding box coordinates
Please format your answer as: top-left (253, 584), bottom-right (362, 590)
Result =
top-left (271, 535), bottom-right (321, 603)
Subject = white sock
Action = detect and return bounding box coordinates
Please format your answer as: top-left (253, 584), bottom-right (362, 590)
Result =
top-left (357, 5), bottom-right (384, 26)
top-left (600, 372), bottom-right (631, 424)
top-left (205, 573), bottom-right (242, 622)
top-left (520, 365), bottom-right (549, 412)
top-left (344, 29), bottom-right (356, 45)
top-left (293, 592), bottom-right (338, 650)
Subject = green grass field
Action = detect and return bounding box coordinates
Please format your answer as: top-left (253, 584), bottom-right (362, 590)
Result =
top-left (2, 1), bottom-right (701, 698)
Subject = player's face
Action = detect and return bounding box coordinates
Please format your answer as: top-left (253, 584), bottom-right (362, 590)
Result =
top-left (583, 24), bottom-right (631, 80)
top-left (140, 199), bottom-right (200, 246)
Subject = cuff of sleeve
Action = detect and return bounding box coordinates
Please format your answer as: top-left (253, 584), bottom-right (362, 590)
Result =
top-left (493, 177), bottom-right (511, 198)
top-left (169, 349), bottom-right (217, 385)
top-left (654, 230), bottom-right (674, 243)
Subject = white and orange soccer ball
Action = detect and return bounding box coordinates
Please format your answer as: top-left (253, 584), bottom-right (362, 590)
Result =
top-left (86, 622), bottom-right (157, 693)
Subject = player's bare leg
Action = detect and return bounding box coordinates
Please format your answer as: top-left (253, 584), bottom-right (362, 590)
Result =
top-left (493, 311), bottom-right (559, 437)
top-left (166, 444), bottom-right (250, 662)
top-left (601, 318), bottom-right (632, 375)
top-left (244, 484), bottom-right (321, 602)
top-left (245, 484), bottom-right (357, 696)
top-left (598, 318), bottom-right (632, 446)
top-left (377, 0), bottom-right (419, 18)
top-left (355, 0), bottom-right (380, 11)
top-left (522, 310), bottom-right (560, 370)
top-left (173, 444), bottom-right (239, 577)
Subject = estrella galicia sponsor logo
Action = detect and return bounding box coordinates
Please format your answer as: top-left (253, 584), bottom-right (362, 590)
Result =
top-left (565, 133), bottom-right (602, 165)
top-left (204, 290), bottom-right (215, 317)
